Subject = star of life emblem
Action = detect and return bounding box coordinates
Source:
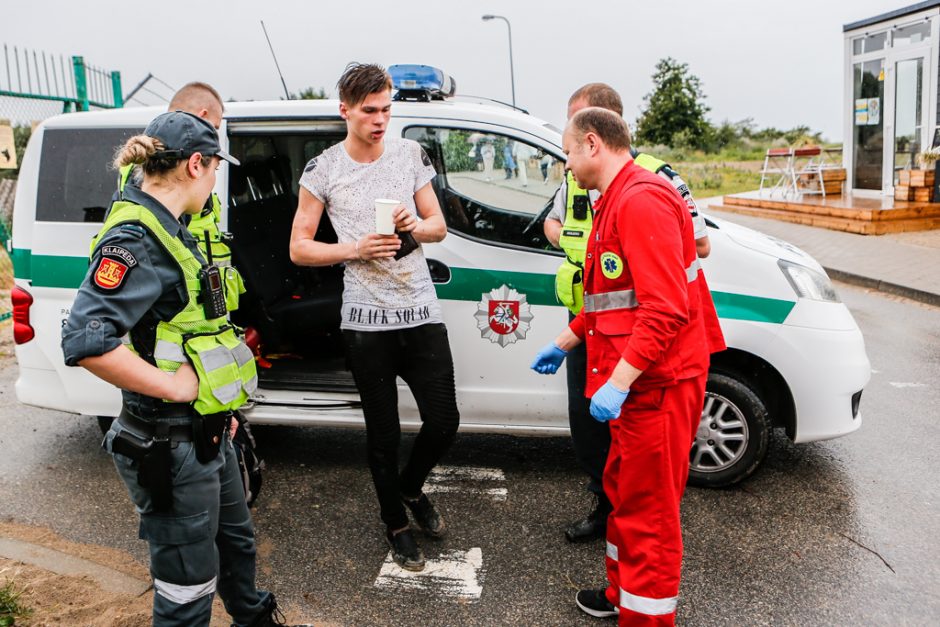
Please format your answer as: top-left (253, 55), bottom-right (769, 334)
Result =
top-left (474, 285), bottom-right (534, 347)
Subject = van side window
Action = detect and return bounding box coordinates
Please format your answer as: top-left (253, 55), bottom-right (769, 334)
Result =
top-left (404, 127), bottom-right (563, 253)
top-left (37, 127), bottom-right (142, 222)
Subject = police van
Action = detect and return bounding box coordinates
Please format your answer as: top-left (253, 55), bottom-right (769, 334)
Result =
top-left (9, 65), bottom-right (871, 487)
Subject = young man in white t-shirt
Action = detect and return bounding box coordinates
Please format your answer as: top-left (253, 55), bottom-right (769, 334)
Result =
top-left (289, 63), bottom-right (459, 572)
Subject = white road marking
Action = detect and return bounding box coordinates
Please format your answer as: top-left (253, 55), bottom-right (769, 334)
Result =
top-left (889, 382), bottom-right (927, 388)
top-left (429, 466), bottom-right (506, 481)
top-left (423, 484), bottom-right (508, 501)
top-left (424, 465), bottom-right (507, 502)
top-left (374, 548), bottom-right (484, 602)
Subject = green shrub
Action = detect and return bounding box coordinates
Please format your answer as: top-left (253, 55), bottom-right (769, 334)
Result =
top-left (0, 574), bottom-right (33, 626)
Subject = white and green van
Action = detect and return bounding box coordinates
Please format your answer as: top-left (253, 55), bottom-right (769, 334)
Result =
top-left (9, 70), bottom-right (871, 486)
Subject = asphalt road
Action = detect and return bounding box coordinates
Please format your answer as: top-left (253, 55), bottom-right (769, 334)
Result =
top-left (0, 281), bottom-right (937, 626)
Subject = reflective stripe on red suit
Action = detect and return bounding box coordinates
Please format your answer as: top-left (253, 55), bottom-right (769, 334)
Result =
top-left (569, 160), bottom-right (710, 625)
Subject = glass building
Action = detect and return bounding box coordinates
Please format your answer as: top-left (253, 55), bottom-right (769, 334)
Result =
top-left (844, 2), bottom-right (939, 196)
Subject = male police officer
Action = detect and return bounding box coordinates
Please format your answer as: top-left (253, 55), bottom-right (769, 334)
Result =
top-left (543, 83), bottom-right (718, 543)
top-left (115, 82), bottom-right (245, 314)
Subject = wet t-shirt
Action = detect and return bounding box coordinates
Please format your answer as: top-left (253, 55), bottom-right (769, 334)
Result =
top-left (299, 138), bottom-right (442, 331)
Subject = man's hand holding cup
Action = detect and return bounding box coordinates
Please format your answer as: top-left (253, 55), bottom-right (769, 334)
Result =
top-left (354, 199), bottom-right (403, 261)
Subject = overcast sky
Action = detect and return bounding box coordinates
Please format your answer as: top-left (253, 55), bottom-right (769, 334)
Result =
top-left (0, 0), bottom-right (918, 141)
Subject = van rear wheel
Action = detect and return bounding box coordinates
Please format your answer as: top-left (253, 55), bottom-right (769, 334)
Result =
top-left (96, 415), bottom-right (114, 436)
top-left (688, 373), bottom-right (770, 488)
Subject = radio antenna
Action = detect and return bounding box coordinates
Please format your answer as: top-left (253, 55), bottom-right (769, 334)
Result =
top-left (261, 20), bottom-right (291, 100)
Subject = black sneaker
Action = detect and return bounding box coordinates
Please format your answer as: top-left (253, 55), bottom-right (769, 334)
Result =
top-left (402, 493), bottom-right (446, 538)
top-left (244, 593), bottom-right (315, 627)
top-left (386, 528), bottom-right (426, 571)
top-left (575, 589), bottom-right (619, 618)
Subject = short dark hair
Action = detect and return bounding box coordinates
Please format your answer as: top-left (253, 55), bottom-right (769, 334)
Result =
top-left (337, 63), bottom-right (392, 106)
top-left (568, 83), bottom-right (623, 116)
top-left (568, 107), bottom-right (632, 152)
top-left (169, 81), bottom-right (224, 113)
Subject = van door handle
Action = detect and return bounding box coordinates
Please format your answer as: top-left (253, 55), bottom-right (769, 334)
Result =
top-left (426, 258), bottom-right (451, 284)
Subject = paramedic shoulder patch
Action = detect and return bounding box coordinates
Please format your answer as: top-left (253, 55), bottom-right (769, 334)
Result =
top-left (93, 246), bottom-right (138, 291)
top-left (600, 251), bottom-right (624, 280)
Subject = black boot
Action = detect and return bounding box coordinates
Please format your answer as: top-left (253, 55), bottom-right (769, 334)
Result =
top-left (243, 593), bottom-right (314, 627)
top-left (564, 494), bottom-right (612, 543)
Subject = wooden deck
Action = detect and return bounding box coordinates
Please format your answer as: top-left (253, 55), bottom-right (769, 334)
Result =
top-left (712, 190), bottom-right (940, 235)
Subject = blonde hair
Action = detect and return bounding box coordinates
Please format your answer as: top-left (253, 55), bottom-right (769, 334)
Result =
top-left (112, 134), bottom-right (210, 176)
top-left (169, 82), bottom-right (224, 114)
top-left (569, 83), bottom-right (624, 116)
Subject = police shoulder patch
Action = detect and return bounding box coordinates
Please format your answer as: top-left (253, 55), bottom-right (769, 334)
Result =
top-left (93, 245), bottom-right (138, 291)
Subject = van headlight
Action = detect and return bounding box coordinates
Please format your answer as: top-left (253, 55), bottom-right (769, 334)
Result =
top-left (778, 260), bottom-right (840, 302)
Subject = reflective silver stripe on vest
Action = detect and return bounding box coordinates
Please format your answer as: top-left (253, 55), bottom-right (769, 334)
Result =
top-left (154, 576), bottom-right (217, 604)
top-left (584, 260), bottom-right (701, 314)
top-left (620, 588), bottom-right (677, 616)
top-left (212, 381), bottom-right (242, 405)
top-left (120, 334), bottom-right (132, 345)
top-left (244, 375), bottom-right (259, 395)
top-left (232, 342), bottom-right (254, 368)
top-left (154, 339), bottom-right (186, 363)
top-left (200, 346), bottom-right (236, 372)
top-left (606, 541), bottom-right (618, 561)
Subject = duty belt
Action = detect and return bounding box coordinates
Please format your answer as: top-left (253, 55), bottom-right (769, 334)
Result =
top-left (118, 409), bottom-right (194, 442)
top-left (583, 259), bottom-right (701, 314)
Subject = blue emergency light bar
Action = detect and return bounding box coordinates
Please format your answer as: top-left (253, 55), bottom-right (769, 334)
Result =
top-left (389, 64), bottom-right (456, 101)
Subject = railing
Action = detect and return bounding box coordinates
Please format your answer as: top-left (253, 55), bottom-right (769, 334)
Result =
top-left (0, 43), bottom-right (122, 112)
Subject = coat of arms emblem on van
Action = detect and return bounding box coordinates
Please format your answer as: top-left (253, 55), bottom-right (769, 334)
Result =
top-left (474, 285), bottom-right (533, 347)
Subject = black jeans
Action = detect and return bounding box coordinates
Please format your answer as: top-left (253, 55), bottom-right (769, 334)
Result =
top-left (567, 315), bottom-right (612, 505)
top-left (343, 323), bottom-right (460, 530)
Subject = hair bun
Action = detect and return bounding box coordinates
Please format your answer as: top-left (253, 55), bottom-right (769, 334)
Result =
top-left (113, 135), bottom-right (165, 169)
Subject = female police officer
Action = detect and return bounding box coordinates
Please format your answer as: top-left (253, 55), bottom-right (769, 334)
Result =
top-left (62, 111), bottom-right (299, 627)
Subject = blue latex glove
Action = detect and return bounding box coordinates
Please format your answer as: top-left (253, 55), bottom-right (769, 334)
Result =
top-left (530, 343), bottom-right (568, 374)
top-left (590, 381), bottom-right (630, 422)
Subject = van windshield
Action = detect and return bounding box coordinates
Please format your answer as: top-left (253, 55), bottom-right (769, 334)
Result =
top-left (37, 127), bottom-right (142, 222)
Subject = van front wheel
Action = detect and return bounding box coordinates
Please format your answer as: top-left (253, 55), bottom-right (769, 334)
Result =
top-left (688, 373), bottom-right (770, 488)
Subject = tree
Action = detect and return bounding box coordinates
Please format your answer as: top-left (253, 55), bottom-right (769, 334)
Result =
top-left (289, 86), bottom-right (328, 100)
top-left (635, 58), bottom-right (711, 150)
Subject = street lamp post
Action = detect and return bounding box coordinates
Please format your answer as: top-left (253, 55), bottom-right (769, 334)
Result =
top-left (482, 14), bottom-right (516, 107)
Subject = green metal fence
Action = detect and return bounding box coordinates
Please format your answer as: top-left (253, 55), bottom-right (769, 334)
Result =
top-left (0, 44), bottom-right (123, 249)
top-left (0, 44), bottom-right (123, 116)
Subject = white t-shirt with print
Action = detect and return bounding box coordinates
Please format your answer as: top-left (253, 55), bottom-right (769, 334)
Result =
top-left (300, 137), bottom-right (442, 331)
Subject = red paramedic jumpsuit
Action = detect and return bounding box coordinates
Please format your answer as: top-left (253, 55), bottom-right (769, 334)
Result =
top-left (569, 160), bottom-right (711, 625)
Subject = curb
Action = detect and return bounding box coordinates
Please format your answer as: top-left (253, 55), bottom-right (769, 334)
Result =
top-left (825, 267), bottom-right (940, 308)
top-left (0, 536), bottom-right (150, 596)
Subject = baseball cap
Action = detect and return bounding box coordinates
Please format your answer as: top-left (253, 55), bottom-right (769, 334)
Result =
top-left (145, 110), bottom-right (240, 166)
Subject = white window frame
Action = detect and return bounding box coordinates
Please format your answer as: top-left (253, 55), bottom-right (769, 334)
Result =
top-left (843, 8), bottom-right (940, 196)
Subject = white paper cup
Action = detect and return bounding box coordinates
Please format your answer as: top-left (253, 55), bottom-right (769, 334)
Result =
top-left (375, 199), bottom-right (399, 235)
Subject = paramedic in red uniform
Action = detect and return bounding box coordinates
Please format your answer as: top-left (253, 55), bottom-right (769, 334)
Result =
top-left (531, 107), bottom-right (710, 625)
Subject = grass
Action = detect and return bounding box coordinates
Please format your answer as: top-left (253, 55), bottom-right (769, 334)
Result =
top-left (673, 162), bottom-right (763, 198)
top-left (0, 573), bottom-right (33, 626)
top-left (634, 142), bottom-right (843, 198)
